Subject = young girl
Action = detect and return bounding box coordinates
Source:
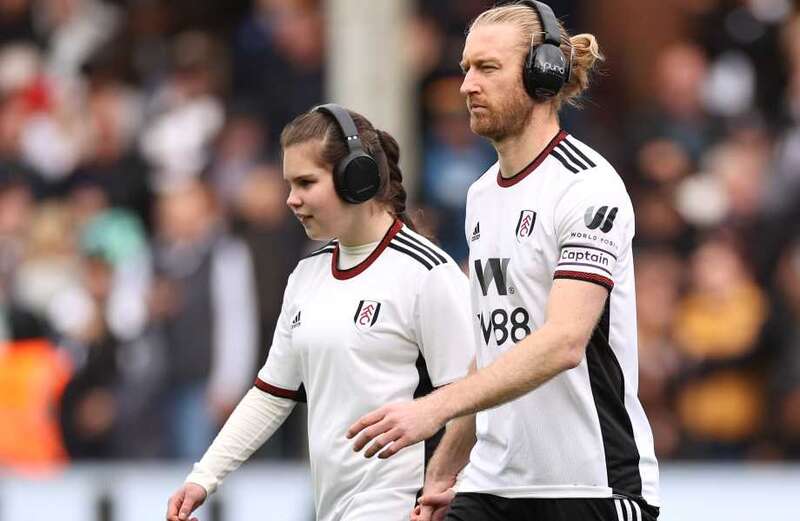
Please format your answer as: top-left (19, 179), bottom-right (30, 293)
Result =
top-left (166, 104), bottom-right (474, 521)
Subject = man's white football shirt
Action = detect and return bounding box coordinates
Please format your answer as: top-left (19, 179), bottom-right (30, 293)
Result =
top-left (458, 131), bottom-right (660, 508)
top-left (257, 220), bottom-right (474, 521)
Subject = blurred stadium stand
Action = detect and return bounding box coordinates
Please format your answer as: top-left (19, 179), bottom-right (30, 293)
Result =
top-left (2, 0), bottom-right (800, 517)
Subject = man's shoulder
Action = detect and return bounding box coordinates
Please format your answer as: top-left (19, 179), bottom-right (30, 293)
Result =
top-left (548, 133), bottom-right (618, 180)
top-left (547, 135), bottom-right (628, 199)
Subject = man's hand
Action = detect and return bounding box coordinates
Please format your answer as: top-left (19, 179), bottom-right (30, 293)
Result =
top-left (346, 398), bottom-right (445, 459)
top-left (410, 476), bottom-right (456, 521)
top-left (166, 483), bottom-right (207, 521)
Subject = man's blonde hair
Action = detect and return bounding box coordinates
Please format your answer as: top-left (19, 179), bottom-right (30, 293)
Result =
top-left (470, 3), bottom-right (603, 109)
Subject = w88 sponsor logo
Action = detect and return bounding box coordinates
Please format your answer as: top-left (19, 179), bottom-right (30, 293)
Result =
top-left (478, 307), bottom-right (531, 346)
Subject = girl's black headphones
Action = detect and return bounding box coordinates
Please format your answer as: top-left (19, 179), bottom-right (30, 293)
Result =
top-left (313, 104), bottom-right (381, 204)
top-left (517, 1), bottom-right (572, 100)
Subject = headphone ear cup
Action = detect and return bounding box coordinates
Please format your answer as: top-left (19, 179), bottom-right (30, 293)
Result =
top-left (524, 43), bottom-right (568, 99)
top-left (335, 152), bottom-right (380, 204)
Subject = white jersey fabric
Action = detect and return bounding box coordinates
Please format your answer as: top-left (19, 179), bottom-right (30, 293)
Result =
top-left (458, 131), bottom-right (660, 507)
top-left (257, 220), bottom-right (474, 521)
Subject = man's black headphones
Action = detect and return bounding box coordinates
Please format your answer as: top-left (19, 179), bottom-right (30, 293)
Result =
top-left (516, 1), bottom-right (571, 100)
top-left (313, 103), bottom-right (381, 204)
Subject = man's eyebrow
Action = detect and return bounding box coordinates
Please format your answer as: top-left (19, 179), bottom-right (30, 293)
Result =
top-left (461, 57), bottom-right (500, 69)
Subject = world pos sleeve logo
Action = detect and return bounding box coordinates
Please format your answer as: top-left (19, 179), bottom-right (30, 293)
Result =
top-left (584, 205), bottom-right (618, 233)
top-left (354, 300), bottom-right (381, 331)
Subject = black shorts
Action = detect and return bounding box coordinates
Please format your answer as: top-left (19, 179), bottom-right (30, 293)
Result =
top-left (444, 493), bottom-right (659, 521)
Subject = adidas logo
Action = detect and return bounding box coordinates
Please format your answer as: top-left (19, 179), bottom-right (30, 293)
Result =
top-left (291, 310), bottom-right (301, 329)
top-left (471, 222), bottom-right (481, 242)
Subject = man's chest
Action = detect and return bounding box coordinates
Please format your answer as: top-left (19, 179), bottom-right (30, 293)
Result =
top-left (467, 191), bottom-right (560, 289)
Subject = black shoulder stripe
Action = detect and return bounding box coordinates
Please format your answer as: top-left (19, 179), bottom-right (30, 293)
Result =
top-left (393, 235), bottom-right (441, 266)
top-left (550, 149), bottom-right (579, 174)
top-left (556, 143), bottom-right (588, 170)
top-left (399, 230), bottom-right (448, 261)
top-left (399, 230), bottom-right (448, 265)
top-left (388, 243), bottom-right (433, 270)
top-left (303, 242), bottom-right (336, 259)
top-left (564, 138), bottom-right (597, 168)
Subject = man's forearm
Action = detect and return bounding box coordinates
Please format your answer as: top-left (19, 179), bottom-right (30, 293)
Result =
top-left (426, 360), bottom-right (478, 481)
top-left (425, 322), bottom-right (582, 423)
top-left (426, 413), bottom-right (476, 482)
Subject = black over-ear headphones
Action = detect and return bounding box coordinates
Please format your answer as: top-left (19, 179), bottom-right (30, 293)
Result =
top-left (516, 1), bottom-right (571, 99)
top-left (313, 103), bottom-right (380, 204)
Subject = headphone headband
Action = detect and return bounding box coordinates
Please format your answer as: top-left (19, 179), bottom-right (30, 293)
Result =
top-left (315, 103), bottom-right (364, 155)
top-left (521, 1), bottom-right (561, 47)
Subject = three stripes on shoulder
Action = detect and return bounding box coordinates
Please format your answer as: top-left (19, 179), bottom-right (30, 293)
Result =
top-left (389, 229), bottom-right (448, 271)
top-left (551, 137), bottom-right (596, 174)
top-left (303, 229), bottom-right (448, 272)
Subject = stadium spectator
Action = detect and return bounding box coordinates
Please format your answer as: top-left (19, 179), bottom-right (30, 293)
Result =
top-left (150, 179), bottom-right (258, 459)
top-left (635, 249), bottom-right (685, 458)
top-left (772, 240), bottom-right (800, 458)
top-left (0, 168), bottom-right (68, 470)
top-left (230, 162), bottom-right (308, 459)
top-left (0, 337), bottom-right (70, 472)
top-left (72, 78), bottom-right (151, 230)
top-left (231, 0), bottom-right (324, 150)
top-left (57, 252), bottom-right (122, 459)
top-left (625, 42), bottom-right (721, 180)
top-left (52, 197), bottom-right (150, 459)
top-left (208, 109), bottom-right (269, 210)
top-left (672, 237), bottom-right (769, 458)
top-left (139, 31), bottom-right (227, 191)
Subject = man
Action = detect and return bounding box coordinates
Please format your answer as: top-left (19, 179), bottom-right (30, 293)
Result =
top-left (346, 2), bottom-right (661, 520)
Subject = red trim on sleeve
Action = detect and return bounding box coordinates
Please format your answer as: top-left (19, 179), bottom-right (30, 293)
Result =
top-left (331, 219), bottom-right (403, 280)
top-left (254, 377), bottom-right (302, 401)
top-left (553, 270), bottom-right (614, 291)
top-left (497, 130), bottom-right (567, 187)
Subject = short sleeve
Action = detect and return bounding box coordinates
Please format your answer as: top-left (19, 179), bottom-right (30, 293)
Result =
top-left (552, 176), bottom-right (633, 291)
top-left (415, 263), bottom-right (475, 387)
top-left (256, 272), bottom-right (306, 402)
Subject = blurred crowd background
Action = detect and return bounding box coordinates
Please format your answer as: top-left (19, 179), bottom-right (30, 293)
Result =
top-left (1, 0), bottom-right (800, 475)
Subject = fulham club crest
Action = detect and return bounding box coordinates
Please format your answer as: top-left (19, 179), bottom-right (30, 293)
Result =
top-left (515, 210), bottom-right (537, 242)
top-left (354, 300), bottom-right (381, 331)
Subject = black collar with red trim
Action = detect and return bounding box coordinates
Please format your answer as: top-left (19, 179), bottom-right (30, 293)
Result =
top-left (497, 129), bottom-right (567, 188)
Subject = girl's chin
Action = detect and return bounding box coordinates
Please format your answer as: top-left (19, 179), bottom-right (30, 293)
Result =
top-left (303, 225), bottom-right (333, 243)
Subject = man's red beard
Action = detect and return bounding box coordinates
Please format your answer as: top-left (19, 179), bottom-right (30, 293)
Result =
top-left (468, 88), bottom-right (535, 142)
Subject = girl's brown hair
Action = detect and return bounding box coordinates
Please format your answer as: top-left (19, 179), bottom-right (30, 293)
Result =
top-left (280, 108), bottom-right (415, 230)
